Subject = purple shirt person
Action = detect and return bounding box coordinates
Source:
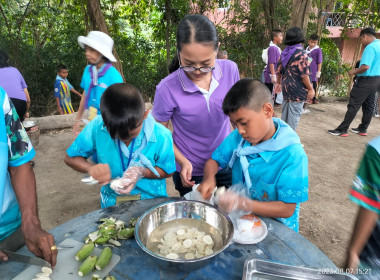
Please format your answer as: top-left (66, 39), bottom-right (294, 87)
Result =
top-left (0, 50), bottom-right (31, 121)
top-left (307, 48), bottom-right (322, 81)
top-left (305, 34), bottom-right (323, 104)
top-left (0, 67), bottom-right (27, 101)
top-left (264, 45), bottom-right (281, 84)
top-left (306, 35), bottom-right (323, 82)
top-left (152, 15), bottom-right (240, 196)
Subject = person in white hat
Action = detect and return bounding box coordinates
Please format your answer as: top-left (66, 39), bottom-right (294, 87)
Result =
top-left (73, 31), bottom-right (123, 135)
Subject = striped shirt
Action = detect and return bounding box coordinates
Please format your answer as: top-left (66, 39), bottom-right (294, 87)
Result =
top-left (54, 78), bottom-right (74, 114)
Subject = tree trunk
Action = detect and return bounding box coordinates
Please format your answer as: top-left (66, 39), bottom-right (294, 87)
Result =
top-left (86, 0), bottom-right (125, 81)
top-left (164, 0), bottom-right (171, 74)
top-left (316, 0), bottom-right (335, 39)
top-left (262, 0), bottom-right (278, 39)
top-left (290, 0), bottom-right (313, 35)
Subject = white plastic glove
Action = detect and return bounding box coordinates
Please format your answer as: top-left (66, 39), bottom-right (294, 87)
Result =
top-left (110, 166), bottom-right (144, 195)
top-left (270, 74), bottom-right (277, 84)
top-left (216, 190), bottom-right (253, 214)
top-left (316, 71), bottom-right (321, 79)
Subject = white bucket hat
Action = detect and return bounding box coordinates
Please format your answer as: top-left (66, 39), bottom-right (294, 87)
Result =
top-left (78, 31), bottom-right (117, 62)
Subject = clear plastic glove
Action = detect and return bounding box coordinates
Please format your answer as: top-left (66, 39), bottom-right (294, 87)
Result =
top-left (110, 166), bottom-right (144, 194)
top-left (316, 71), bottom-right (321, 79)
top-left (216, 190), bottom-right (253, 213)
top-left (270, 74), bottom-right (277, 84)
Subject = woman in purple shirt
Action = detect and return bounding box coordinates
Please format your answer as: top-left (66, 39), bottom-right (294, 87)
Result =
top-left (152, 15), bottom-right (240, 196)
top-left (0, 50), bottom-right (31, 121)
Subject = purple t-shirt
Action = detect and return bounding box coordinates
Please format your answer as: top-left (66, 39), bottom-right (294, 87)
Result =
top-left (152, 59), bottom-right (240, 176)
top-left (264, 45), bottom-right (281, 84)
top-left (307, 48), bottom-right (323, 82)
top-left (0, 67), bottom-right (28, 101)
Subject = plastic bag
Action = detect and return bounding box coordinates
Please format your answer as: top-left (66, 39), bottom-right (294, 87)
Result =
top-left (184, 184), bottom-right (217, 205)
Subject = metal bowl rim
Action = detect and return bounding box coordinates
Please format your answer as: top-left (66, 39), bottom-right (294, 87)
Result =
top-left (23, 120), bottom-right (38, 128)
top-left (134, 200), bottom-right (233, 263)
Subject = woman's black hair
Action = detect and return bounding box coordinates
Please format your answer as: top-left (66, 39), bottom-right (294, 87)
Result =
top-left (0, 50), bottom-right (9, 68)
top-left (168, 14), bottom-right (219, 73)
top-left (101, 83), bottom-right (145, 140)
top-left (283, 27), bottom-right (305, 46)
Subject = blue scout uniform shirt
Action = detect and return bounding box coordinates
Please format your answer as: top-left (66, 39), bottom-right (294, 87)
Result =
top-left (54, 76), bottom-right (74, 114)
top-left (66, 113), bottom-right (176, 208)
top-left (358, 39), bottom-right (380, 77)
top-left (212, 118), bottom-right (308, 232)
top-left (80, 64), bottom-right (123, 113)
top-left (0, 87), bottom-right (35, 241)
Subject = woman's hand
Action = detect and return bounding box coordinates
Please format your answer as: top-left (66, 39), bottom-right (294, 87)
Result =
top-left (88, 164), bottom-right (111, 185)
top-left (179, 159), bottom-right (195, 188)
top-left (24, 111), bottom-right (30, 118)
top-left (306, 88), bottom-right (315, 103)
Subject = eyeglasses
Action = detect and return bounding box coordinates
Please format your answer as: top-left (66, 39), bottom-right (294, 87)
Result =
top-left (178, 53), bottom-right (215, 73)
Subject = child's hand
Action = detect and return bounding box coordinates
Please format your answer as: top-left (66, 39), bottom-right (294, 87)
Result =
top-left (73, 121), bottom-right (81, 136)
top-left (88, 163), bottom-right (111, 185)
top-left (217, 190), bottom-right (253, 213)
top-left (198, 179), bottom-right (216, 200)
top-left (114, 166), bottom-right (145, 194)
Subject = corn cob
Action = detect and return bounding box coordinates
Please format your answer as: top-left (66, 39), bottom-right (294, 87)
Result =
top-left (78, 255), bottom-right (97, 277)
top-left (92, 274), bottom-right (101, 280)
top-left (95, 247), bottom-right (113, 270)
top-left (75, 242), bottom-right (95, 261)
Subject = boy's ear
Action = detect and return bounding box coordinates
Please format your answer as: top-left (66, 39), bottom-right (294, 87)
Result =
top-left (143, 109), bottom-right (150, 119)
top-left (262, 102), bottom-right (274, 118)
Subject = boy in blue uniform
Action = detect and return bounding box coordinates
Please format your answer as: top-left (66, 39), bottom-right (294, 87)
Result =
top-left (54, 64), bottom-right (82, 114)
top-left (64, 83), bottom-right (176, 208)
top-left (199, 79), bottom-right (308, 232)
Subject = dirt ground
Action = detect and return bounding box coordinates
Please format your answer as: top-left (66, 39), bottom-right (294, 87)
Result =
top-left (32, 100), bottom-right (380, 268)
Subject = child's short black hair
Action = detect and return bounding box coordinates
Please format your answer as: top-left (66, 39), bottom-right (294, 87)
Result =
top-left (284, 26), bottom-right (305, 46)
top-left (271, 29), bottom-right (283, 40)
top-left (223, 78), bottom-right (273, 115)
top-left (57, 64), bottom-right (68, 72)
top-left (101, 83), bottom-right (145, 140)
top-left (360, 27), bottom-right (376, 37)
top-left (309, 34), bottom-right (319, 41)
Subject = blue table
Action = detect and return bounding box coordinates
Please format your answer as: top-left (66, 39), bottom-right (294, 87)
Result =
top-left (0, 197), bottom-right (336, 279)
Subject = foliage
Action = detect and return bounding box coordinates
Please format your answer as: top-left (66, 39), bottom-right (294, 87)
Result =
top-left (336, 0), bottom-right (380, 35)
top-left (0, 0), bottom-right (360, 116)
top-left (319, 38), bottom-right (350, 97)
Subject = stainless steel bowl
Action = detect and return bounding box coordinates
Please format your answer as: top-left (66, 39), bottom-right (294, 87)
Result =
top-left (23, 120), bottom-right (38, 129)
top-left (135, 200), bottom-right (234, 271)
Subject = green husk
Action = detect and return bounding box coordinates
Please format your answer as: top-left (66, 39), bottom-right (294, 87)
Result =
top-left (117, 227), bottom-right (134, 239)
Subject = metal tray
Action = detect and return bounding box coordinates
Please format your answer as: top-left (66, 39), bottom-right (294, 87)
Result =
top-left (243, 259), bottom-right (359, 280)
